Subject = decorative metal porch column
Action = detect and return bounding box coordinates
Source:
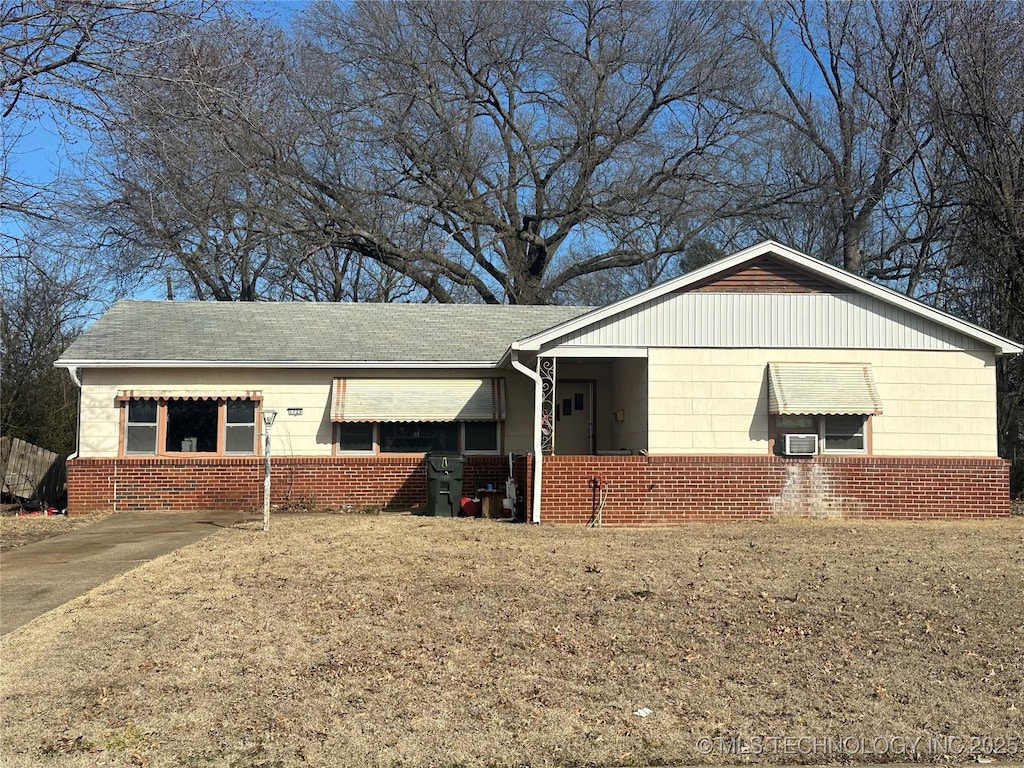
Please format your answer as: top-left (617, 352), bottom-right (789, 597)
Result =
top-left (539, 356), bottom-right (556, 455)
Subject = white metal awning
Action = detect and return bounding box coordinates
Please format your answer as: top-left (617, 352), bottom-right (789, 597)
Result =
top-left (767, 362), bottom-right (883, 415)
top-left (331, 378), bottom-right (505, 422)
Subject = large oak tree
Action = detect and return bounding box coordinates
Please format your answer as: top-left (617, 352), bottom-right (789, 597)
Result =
top-left (94, 0), bottom-right (762, 304)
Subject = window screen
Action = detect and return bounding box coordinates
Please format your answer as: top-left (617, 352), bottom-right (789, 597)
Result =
top-left (379, 422), bottom-right (458, 453)
top-left (822, 415), bottom-right (866, 451)
top-left (338, 422), bottom-right (374, 452)
top-left (125, 399), bottom-right (158, 455)
top-left (225, 399), bottom-right (256, 454)
top-left (464, 421), bottom-right (498, 452)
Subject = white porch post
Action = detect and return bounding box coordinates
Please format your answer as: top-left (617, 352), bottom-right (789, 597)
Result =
top-left (539, 356), bottom-right (556, 455)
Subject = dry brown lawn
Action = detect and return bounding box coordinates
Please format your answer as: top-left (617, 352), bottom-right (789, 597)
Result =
top-left (0, 512), bottom-right (110, 552)
top-left (1, 515), bottom-right (1022, 768)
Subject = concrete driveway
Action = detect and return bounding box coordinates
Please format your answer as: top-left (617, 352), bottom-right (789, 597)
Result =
top-left (1, 510), bottom-right (255, 635)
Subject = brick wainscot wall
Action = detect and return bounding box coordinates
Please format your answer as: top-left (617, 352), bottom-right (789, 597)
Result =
top-left (66, 456), bottom-right (518, 515)
top-left (67, 454), bottom-right (1010, 521)
top-left (539, 455), bottom-right (1011, 525)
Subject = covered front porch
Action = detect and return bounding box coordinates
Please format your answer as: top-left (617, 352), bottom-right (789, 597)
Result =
top-left (510, 351), bottom-right (649, 458)
top-left (506, 348), bottom-right (650, 523)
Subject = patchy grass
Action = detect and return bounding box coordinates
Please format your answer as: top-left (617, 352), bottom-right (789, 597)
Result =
top-left (0, 512), bottom-right (110, 552)
top-left (1, 515), bottom-right (1022, 768)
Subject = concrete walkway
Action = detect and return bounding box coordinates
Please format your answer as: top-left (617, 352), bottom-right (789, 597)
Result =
top-left (1, 511), bottom-right (255, 635)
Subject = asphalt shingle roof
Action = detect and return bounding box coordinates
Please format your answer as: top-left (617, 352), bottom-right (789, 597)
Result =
top-left (58, 300), bottom-right (594, 365)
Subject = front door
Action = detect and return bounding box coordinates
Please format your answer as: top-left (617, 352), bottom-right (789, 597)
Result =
top-left (554, 381), bottom-right (594, 455)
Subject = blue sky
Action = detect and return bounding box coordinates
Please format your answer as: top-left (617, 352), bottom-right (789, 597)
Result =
top-left (8, 115), bottom-right (70, 185)
top-left (1, 1), bottom-right (307, 315)
top-left (4, 1), bottom-right (304, 215)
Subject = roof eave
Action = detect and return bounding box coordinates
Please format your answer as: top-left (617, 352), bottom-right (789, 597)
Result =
top-left (55, 359), bottom-right (503, 370)
top-left (775, 253), bottom-right (1024, 355)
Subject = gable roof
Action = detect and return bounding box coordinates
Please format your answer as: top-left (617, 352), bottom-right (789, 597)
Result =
top-left (57, 242), bottom-right (1022, 371)
top-left (58, 301), bottom-right (592, 368)
top-left (511, 241), bottom-right (1023, 356)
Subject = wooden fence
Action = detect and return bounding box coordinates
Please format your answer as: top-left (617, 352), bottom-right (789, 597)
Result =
top-left (0, 437), bottom-right (68, 505)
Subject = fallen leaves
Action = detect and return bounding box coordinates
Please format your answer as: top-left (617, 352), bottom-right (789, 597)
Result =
top-left (1, 516), bottom-right (1022, 768)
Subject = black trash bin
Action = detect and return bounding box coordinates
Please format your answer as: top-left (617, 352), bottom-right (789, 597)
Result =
top-left (424, 453), bottom-right (465, 516)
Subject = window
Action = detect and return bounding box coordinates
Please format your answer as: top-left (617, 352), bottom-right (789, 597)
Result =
top-left (225, 399), bottom-right (257, 454)
top-left (336, 421), bottom-right (500, 454)
top-left (821, 415), bottom-right (866, 452)
top-left (767, 362), bottom-right (880, 455)
top-left (166, 399), bottom-right (218, 453)
top-left (463, 422), bottom-right (499, 453)
top-left (338, 422), bottom-right (374, 452)
top-left (776, 414), bottom-right (814, 432)
top-left (380, 422), bottom-right (459, 453)
top-left (121, 397), bottom-right (259, 456)
top-left (126, 399), bottom-right (158, 455)
top-left (775, 414), bottom-right (868, 454)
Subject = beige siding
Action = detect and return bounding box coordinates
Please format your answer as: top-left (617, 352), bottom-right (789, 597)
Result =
top-left (647, 348), bottom-right (997, 456)
top-left (503, 372), bottom-right (537, 452)
top-left (78, 368), bottom-right (534, 457)
top-left (609, 357), bottom-right (648, 452)
top-left (76, 348), bottom-right (1000, 459)
top-left (78, 376), bottom-right (123, 457)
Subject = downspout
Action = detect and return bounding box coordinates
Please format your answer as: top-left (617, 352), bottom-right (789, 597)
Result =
top-left (510, 348), bottom-right (544, 524)
top-left (65, 366), bottom-right (82, 461)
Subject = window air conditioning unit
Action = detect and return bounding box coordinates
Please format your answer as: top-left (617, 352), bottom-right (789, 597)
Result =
top-left (782, 433), bottom-right (818, 456)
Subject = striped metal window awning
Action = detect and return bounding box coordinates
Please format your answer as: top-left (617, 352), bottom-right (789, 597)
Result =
top-left (116, 390), bottom-right (262, 401)
top-left (331, 378), bottom-right (505, 423)
top-left (767, 363), bottom-right (883, 415)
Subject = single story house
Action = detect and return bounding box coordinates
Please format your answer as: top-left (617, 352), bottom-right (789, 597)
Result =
top-left (57, 241), bottom-right (1022, 524)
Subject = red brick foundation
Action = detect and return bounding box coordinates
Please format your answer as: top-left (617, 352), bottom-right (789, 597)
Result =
top-left (539, 455), bottom-right (1011, 525)
top-left (66, 455), bottom-right (517, 515)
top-left (67, 454), bottom-right (1011, 522)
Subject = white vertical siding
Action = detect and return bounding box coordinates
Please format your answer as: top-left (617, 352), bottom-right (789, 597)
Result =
top-left (548, 293), bottom-right (979, 351)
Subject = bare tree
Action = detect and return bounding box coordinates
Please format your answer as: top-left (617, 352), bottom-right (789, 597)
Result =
top-left (922, 2), bottom-right (1024, 466)
top-left (3, 1), bottom-right (185, 117)
top-left (0, 235), bottom-right (103, 452)
top-left (2, 1), bottom-right (228, 450)
top-left (276, 0), bottom-right (760, 304)
top-left (85, 11), bottom-right (421, 302)
top-left (282, 242), bottom-right (420, 303)
top-left (742, 0), bottom-right (930, 274)
top-left (84, 0), bottom-right (762, 304)
top-left (1, 1), bottom-right (218, 229)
